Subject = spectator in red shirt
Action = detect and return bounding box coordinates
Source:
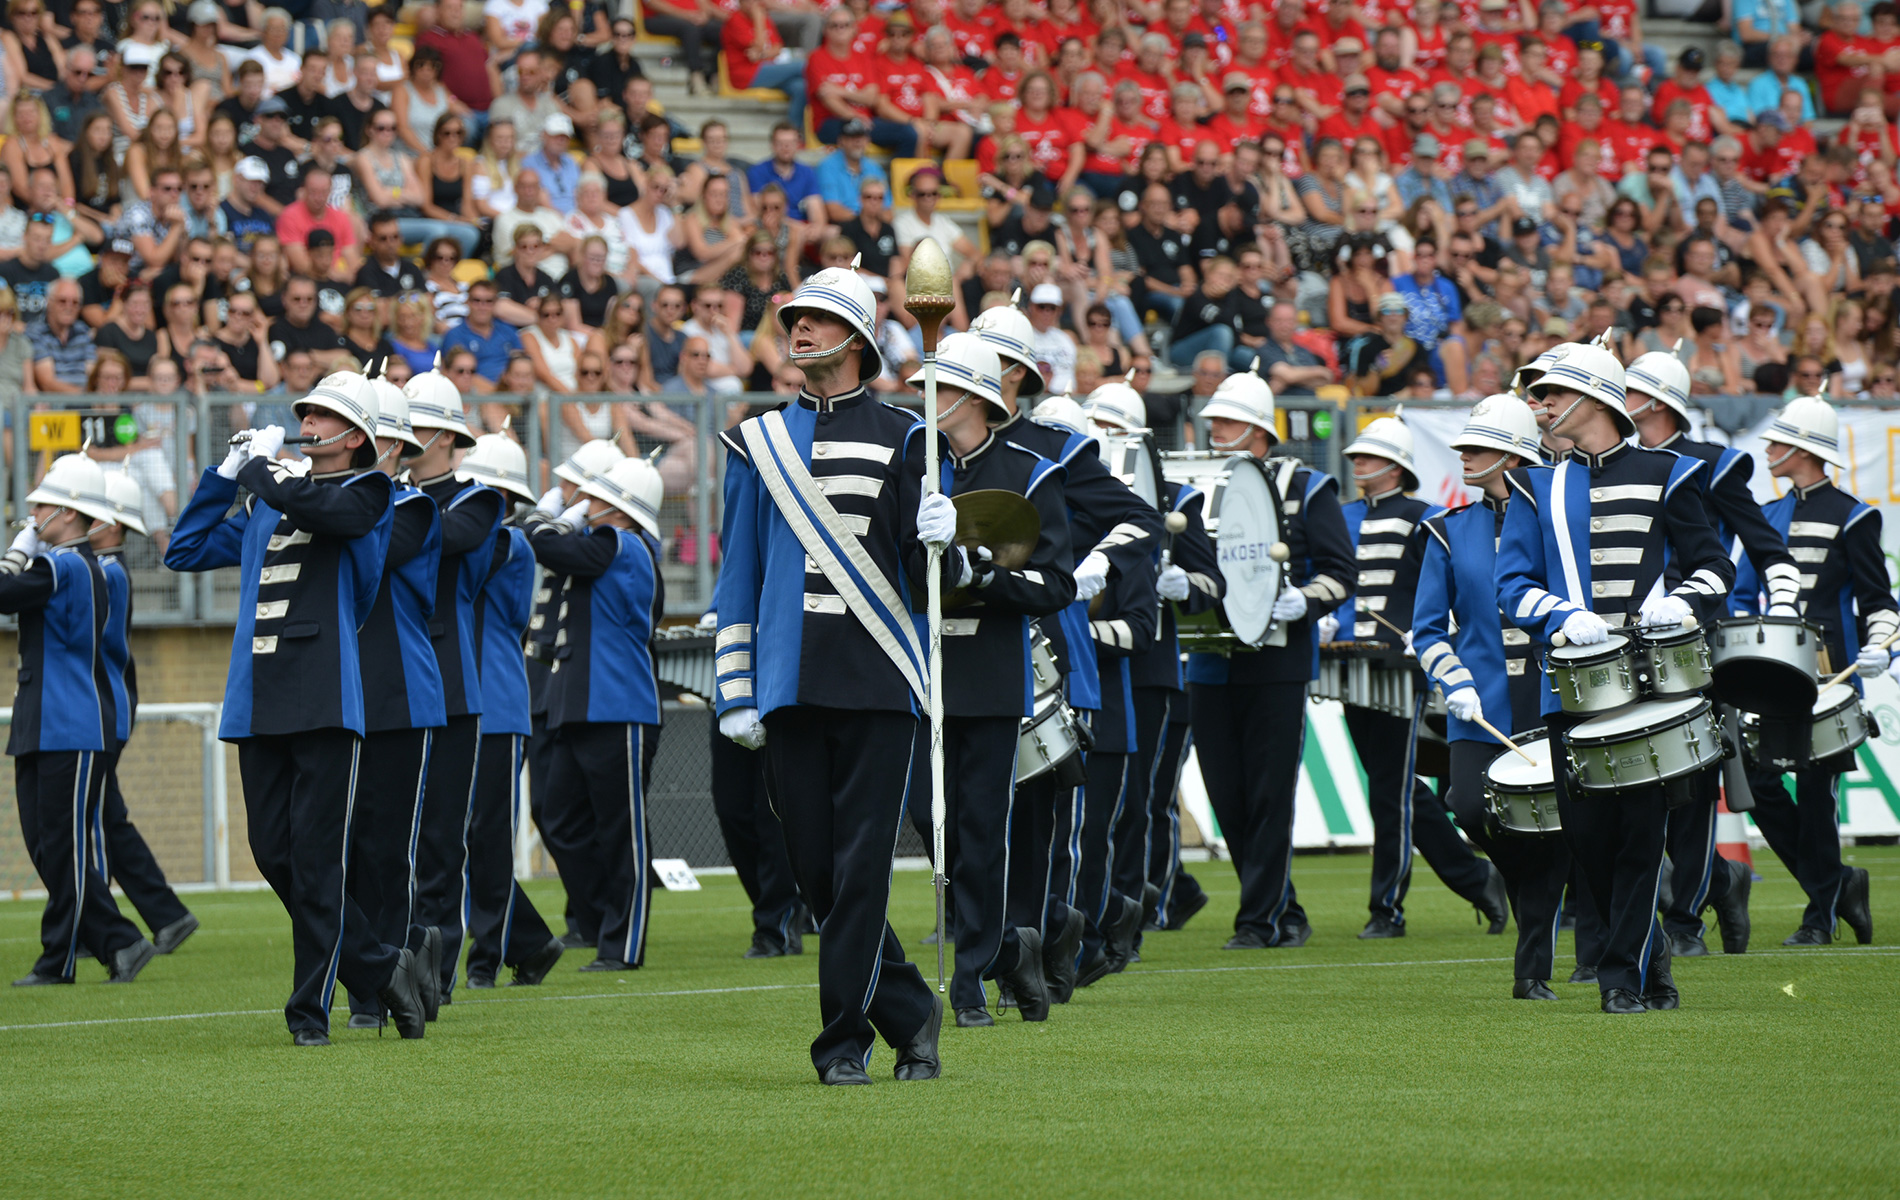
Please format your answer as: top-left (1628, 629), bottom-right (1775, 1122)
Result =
top-left (1282, 30), bottom-right (1342, 119)
top-left (982, 32), bottom-right (1029, 104)
top-left (1318, 74), bottom-right (1384, 146)
top-left (1015, 70), bottom-right (1085, 190)
top-left (1317, 6), bottom-right (1369, 73)
top-left (1046, 0), bottom-right (1098, 47)
top-left (1530, 1), bottom-right (1577, 76)
top-left (1126, 32), bottom-right (1175, 119)
top-left (1562, 94), bottom-right (1623, 180)
top-left (1816, 2), bottom-right (1885, 114)
top-left (1156, 80), bottom-right (1212, 171)
top-left (1175, 32), bottom-right (1226, 113)
top-left (1205, 71), bottom-right (1268, 151)
top-left (723, 0), bottom-right (809, 130)
top-left (1264, 0), bottom-right (1319, 70)
top-left (414, 0), bottom-right (493, 116)
top-left (874, 13), bottom-right (971, 160)
top-left (808, 11), bottom-right (918, 155)
top-left (1559, 43), bottom-right (1619, 119)
top-left (1366, 27), bottom-right (1428, 119)
top-left (1153, 0), bottom-right (1201, 57)
top-left (1741, 109), bottom-right (1799, 183)
top-left (1381, 89), bottom-right (1433, 170)
top-left (640, 0), bottom-right (726, 92)
top-left (1079, 78), bottom-right (1158, 197)
top-left (1469, 44), bottom-right (1520, 127)
top-left (1406, 0), bottom-right (1451, 74)
top-left (943, 0), bottom-right (995, 60)
top-left (1651, 47), bottom-right (1734, 142)
top-left (1090, 26), bottom-right (1129, 79)
top-left (1505, 38), bottom-right (1561, 126)
top-left (1001, 0), bottom-right (1057, 64)
top-left (920, 25), bottom-right (990, 132)
top-left (1229, 22), bottom-right (1278, 120)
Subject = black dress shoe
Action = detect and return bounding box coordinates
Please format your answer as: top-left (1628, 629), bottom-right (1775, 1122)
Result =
top-left (1043, 908), bottom-right (1084, 1003)
top-left (293, 1031), bottom-right (332, 1047)
top-left (1838, 865), bottom-right (1873, 945)
top-left (347, 1013), bottom-right (383, 1030)
top-left (465, 974), bottom-right (496, 989)
top-left (1513, 978), bottom-right (1558, 1000)
top-left (1669, 931), bottom-right (1709, 958)
top-left (1714, 857), bottom-right (1752, 954)
top-left (579, 957), bottom-right (632, 972)
top-left (1168, 887), bottom-right (1210, 932)
top-left (1601, 988), bottom-right (1647, 1014)
top-left (108, 938), bottom-right (157, 983)
top-left (1103, 894), bottom-right (1144, 972)
top-left (819, 1057), bottom-right (871, 1086)
top-left (1568, 965), bottom-right (1597, 984)
top-left (1782, 926), bottom-right (1830, 947)
top-left (1074, 949), bottom-right (1113, 989)
top-left (1223, 929), bottom-right (1269, 950)
top-left (12, 972), bottom-right (69, 986)
top-left (377, 949), bottom-right (427, 1039)
top-left (512, 937), bottom-right (565, 986)
top-left (1643, 932), bottom-right (1676, 1010)
top-left (954, 1006), bottom-right (993, 1027)
top-left (1140, 882), bottom-right (1162, 928)
top-left (153, 913), bottom-right (199, 955)
top-left (893, 997), bottom-right (942, 1081)
top-left (1358, 916), bottom-right (1405, 940)
top-left (1642, 986), bottom-right (1680, 1011)
top-left (997, 927), bottom-right (1050, 1021)
top-left (1478, 865), bottom-right (1510, 935)
top-left (416, 927), bottom-right (443, 1022)
top-left (1272, 921), bottom-right (1312, 948)
top-left (744, 932), bottom-right (789, 959)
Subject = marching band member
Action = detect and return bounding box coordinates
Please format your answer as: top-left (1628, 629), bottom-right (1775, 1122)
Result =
top-left (404, 365), bottom-right (501, 1001)
top-left (524, 456), bottom-right (667, 973)
top-left (1187, 373), bottom-right (1355, 950)
top-left (1625, 351), bottom-right (1792, 957)
top-left (344, 375), bottom-right (448, 1029)
top-left (7, 455), bottom-right (157, 987)
top-left (1495, 344), bottom-right (1735, 1014)
top-left (1730, 397), bottom-right (1882, 948)
top-left (902, 333), bottom-right (1073, 1027)
top-left (713, 265), bottom-right (944, 1085)
top-left (1080, 383), bottom-right (1223, 937)
top-left (1514, 347), bottom-right (1574, 463)
top-left (525, 438), bottom-right (624, 950)
top-left (88, 471), bottom-right (198, 958)
top-left (459, 433), bottom-right (566, 988)
top-left (1330, 417), bottom-right (1507, 940)
top-left (166, 376), bottom-right (430, 1044)
top-left (1414, 396), bottom-right (1571, 999)
top-left (971, 303), bottom-right (1164, 1001)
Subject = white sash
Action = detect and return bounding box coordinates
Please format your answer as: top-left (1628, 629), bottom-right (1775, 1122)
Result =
top-left (741, 411), bottom-right (928, 705)
top-left (1550, 459), bottom-right (1584, 607)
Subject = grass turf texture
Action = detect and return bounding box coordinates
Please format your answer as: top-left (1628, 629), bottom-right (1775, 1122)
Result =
top-left (2, 847), bottom-right (1897, 1199)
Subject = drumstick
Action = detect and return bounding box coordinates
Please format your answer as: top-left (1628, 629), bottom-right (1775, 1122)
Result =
top-left (1471, 711), bottom-right (1537, 765)
top-left (1820, 626), bottom-right (1900, 690)
top-left (1366, 608), bottom-right (1409, 641)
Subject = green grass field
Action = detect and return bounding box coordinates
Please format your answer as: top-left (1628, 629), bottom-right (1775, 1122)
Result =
top-left (3, 846), bottom-right (1896, 1199)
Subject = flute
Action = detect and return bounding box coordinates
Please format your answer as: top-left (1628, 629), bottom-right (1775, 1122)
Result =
top-left (228, 432), bottom-right (322, 446)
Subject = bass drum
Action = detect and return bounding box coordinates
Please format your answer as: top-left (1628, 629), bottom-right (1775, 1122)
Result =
top-left (1742, 682), bottom-right (1875, 772)
top-left (1709, 616), bottom-right (1820, 718)
top-left (1160, 452), bottom-right (1287, 653)
top-left (1097, 428), bottom-right (1159, 509)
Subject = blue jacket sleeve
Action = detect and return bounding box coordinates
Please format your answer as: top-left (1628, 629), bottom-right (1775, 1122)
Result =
top-left (526, 519), bottom-right (622, 577)
top-left (1294, 475), bottom-right (1355, 616)
top-left (1495, 470), bottom-right (1576, 641)
top-left (236, 458), bottom-right (392, 539)
top-left (711, 435), bottom-right (763, 715)
top-left (0, 554), bottom-right (55, 611)
top-left (1412, 519), bottom-right (1470, 694)
top-left (164, 470), bottom-right (248, 572)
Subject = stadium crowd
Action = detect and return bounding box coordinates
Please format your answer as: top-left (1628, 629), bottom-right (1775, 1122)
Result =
top-left (0, 0), bottom-right (1896, 537)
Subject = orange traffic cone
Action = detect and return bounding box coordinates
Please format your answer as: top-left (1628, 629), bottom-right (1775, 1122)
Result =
top-left (1716, 791), bottom-right (1752, 870)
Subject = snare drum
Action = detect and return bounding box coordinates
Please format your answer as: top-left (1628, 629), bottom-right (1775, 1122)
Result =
top-left (1564, 697), bottom-right (1724, 792)
top-left (1636, 625), bottom-right (1713, 698)
top-left (1710, 616), bottom-right (1821, 718)
top-left (1017, 692), bottom-right (1087, 787)
top-left (1161, 452), bottom-right (1287, 654)
top-left (1545, 634), bottom-right (1641, 714)
top-left (1742, 682), bottom-right (1875, 770)
top-left (1484, 731), bottom-right (1561, 835)
top-left (1029, 625), bottom-right (1062, 698)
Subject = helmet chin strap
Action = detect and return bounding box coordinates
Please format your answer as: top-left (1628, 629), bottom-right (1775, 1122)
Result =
top-left (1625, 392), bottom-right (1656, 418)
top-left (1765, 443), bottom-right (1800, 470)
top-left (1547, 392), bottom-right (1593, 433)
top-left (789, 330), bottom-right (862, 364)
top-left (1462, 453), bottom-right (1507, 483)
top-left (414, 428), bottom-right (443, 455)
top-left (934, 389), bottom-right (973, 422)
top-left (1209, 423), bottom-right (1256, 451)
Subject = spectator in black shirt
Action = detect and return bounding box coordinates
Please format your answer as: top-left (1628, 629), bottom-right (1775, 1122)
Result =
top-left (840, 176), bottom-right (899, 277)
top-left (1126, 182), bottom-right (1195, 323)
top-left (0, 217), bottom-right (60, 322)
top-left (958, 252), bottom-right (1017, 325)
top-left (578, 17), bottom-right (644, 119)
top-left (493, 224), bottom-right (559, 327)
top-left (243, 96), bottom-right (303, 208)
top-left (1228, 246), bottom-right (1272, 369)
top-left (94, 282), bottom-right (159, 383)
top-left (216, 60), bottom-right (267, 146)
top-left (353, 210), bottom-right (425, 305)
top-left (1849, 194), bottom-right (1895, 275)
top-left (1349, 292), bottom-right (1431, 396)
top-left (267, 274), bottom-right (352, 371)
top-left (43, 49), bottom-right (103, 141)
top-left (1170, 141), bottom-right (1242, 260)
top-left (1166, 254), bottom-right (1240, 367)
top-left (558, 234), bottom-right (622, 330)
top-left (277, 52), bottom-right (336, 152)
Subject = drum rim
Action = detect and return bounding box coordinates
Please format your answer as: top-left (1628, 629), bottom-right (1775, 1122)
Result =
top-left (1711, 614), bottom-right (1820, 631)
top-left (1636, 626), bottom-right (1708, 648)
top-left (1486, 737), bottom-right (1555, 786)
top-left (1568, 696), bottom-right (1713, 740)
top-left (1547, 633), bottom-right (1633, 663)
top-left (1813, 682), bottom-right (1863, 717)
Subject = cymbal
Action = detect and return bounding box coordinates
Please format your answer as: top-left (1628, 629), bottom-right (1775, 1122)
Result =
top-left (944, 489), bottom-right (1040, 610)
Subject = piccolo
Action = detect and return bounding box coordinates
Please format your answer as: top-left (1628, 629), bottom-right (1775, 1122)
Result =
top-left (228, 432), bottom-right (322, 446)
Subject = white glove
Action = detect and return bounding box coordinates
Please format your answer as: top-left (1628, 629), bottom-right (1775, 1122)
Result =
top-left (1317, 613), bottom-right (1339, 643)
top-left (218, 439), bottom-right (250, 479)
top-left (719, 706), bottom-right (767, 750)
top-left (247, 424), bottom-right (285, 462)
top-left (8, 522), bottom-right (42, 558)
top-left (558, 499), bottom-right (592, 531)
top-left (1156, 564), bottom-right (1190, 602)
top-left (917, 491), bottom-right (956, 548)
top-left (1073, 550), bottom-right (1110, 601)
top-left (1639, 593), bottom-right (1693, 629)
top-left (1272, 587), bottom-right (1308, 623)
top-left (537, 486), bottom-right (566, 516)
top-left (698, 610), bottom-right (718, 629)
top-left (1402, 629), bottom-right (1415, 658)
top-left (1767, 604), bottom-right (1799, 618)
top-left (1856, 643), bottom-right (1891, 678)
top-left (1560, 608), bottom-right (1611, 646)
top-left (1445, 686), bottom-right (1484, 723)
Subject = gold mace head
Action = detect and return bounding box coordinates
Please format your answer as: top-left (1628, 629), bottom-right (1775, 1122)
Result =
top-left (904, 236), bottom-right (955, 318)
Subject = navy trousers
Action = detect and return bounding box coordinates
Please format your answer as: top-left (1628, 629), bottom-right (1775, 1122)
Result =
top-left (1006, 771), bottom-right (1065, 938)
top-left (1149, 709), bottom-right (1207, 926)
top-left (238, 730), bottom-right (402, 1035)
top-left (97, 750), bottom-right (189, 935)
top-left (530, 708), bottom-right (601, 944)
top-left (16, 750), bottom-right (143, 979)
top-left (1075, 748), bottom-right (1131, 964)
top-left (1446, 739), bottom-right (1570, 981)
top-left (1748, 767), bottom-right (1849, 935)
top-left (762, 706), bottom-right (935, 1075)
top-left (415, 713), bottom-right (481, 997)
top-left (346, 726), bottom-right (430, 1018)
top-left (1189, 681), bottom-right (1308, 943)
top-left (1660, 788), bottom-right (1740, 939)
top-left (465, 732), bottom-right (557, 980)
top-left (1346, 696), bottom-right (1493, 925)
top-left (1111, 688), bottom-right (1170, 903)
top-left (547, 720), bottom-right (657, 968)
top-left (711, 724), bottom-right (802, 950)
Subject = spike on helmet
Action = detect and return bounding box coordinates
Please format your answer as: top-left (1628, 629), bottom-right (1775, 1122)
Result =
top-left (1764, 394), bottom-right (1844, 467)
top-left (776, 266), bottom-right (883, 382)
top-left (1197, 371), bottom-right (1279, 445)
top-left (1624, 351), bottom-right (1692, 430)
top-left (296, 369), bottom-right (382, 449)
top-left (554, 438), bottom-right (625, 488)
top-left (907, 332), bottom-right (1007, 422)
top-left (456, 433), bottom-right (536, 503)
top-left (1451, 393), bottom-right (1543, 462)
top-left (969, 304), bottom-right (1046, 397)
top-left (580, 456), bottom-right (664, 536)
top-left (1528, 343), bottom-right (1633, 438)
top-left (1082, 382), bottom-right (1147, 433)
top-left (1343, 415), bottom-right (1421, 491)
top-left (26, 453), bottom-right (116, 525)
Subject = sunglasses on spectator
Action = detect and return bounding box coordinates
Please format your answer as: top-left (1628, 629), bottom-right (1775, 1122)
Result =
top-left (611, 355), bottom-right (637, 366)
top-left (912, 188), bottom-right (940, 198)
top-left (579, 367), bottom-right (603, 376)
top-left (1087, 317), bottom-right (1110, 327)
